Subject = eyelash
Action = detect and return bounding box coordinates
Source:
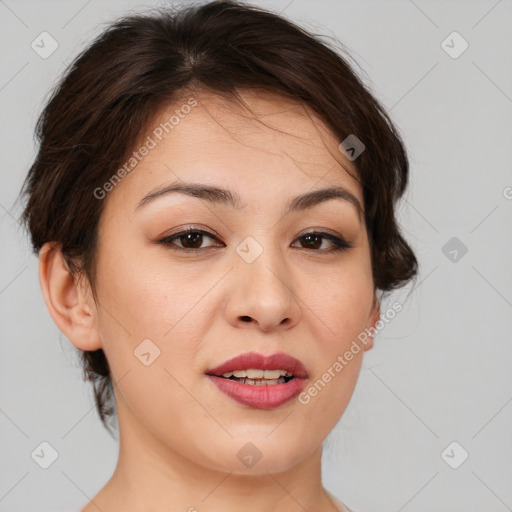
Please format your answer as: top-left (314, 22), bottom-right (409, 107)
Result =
top-left (158, 227), bottom-right (352, 254)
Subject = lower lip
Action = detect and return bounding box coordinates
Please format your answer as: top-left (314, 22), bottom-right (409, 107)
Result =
top-left (207, 375), bottom-right (306, 409)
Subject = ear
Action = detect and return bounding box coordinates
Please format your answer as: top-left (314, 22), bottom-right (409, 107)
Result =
top-left (363, 294), bottom-right (381, 352)
top-left (38, 242), bottom-right (102, 351)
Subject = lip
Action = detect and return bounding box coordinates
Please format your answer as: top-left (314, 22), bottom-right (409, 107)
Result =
top-left (206, 351), bottom-right (309, 409)
top-left (206, 351), bottom-right (309, 379)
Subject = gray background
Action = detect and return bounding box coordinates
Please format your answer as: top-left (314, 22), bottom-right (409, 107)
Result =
top-left (1, 1), bottom-right (511, 511)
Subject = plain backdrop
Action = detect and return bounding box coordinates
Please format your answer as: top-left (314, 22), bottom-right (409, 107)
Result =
top-left (1, 1), bottom-right (511, 511)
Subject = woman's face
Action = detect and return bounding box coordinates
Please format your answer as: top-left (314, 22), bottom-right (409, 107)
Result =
top-left (91, 89), bottom-right (379, 474)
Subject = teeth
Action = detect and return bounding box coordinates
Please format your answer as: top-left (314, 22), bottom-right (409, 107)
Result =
top-left (222, 369), bottom-right (292, 379)
top-left (236, 377), bottom-right (286, 385)
top-left (246, 369), bottom-right (264, 379)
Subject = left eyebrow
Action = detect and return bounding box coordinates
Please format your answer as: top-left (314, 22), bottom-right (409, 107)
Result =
top-left (135, 180), bottom-right (364, 222)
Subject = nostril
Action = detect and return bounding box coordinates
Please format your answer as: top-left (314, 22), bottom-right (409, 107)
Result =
top-left (240, 316), bottom-right (252, 322)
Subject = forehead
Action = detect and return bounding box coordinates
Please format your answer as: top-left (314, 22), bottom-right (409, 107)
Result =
top-left (152, 89), bottom-right (349, 167)
top-left (107, 89), bottom-right (362, 213)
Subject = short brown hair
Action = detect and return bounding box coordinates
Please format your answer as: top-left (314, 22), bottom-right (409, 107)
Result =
top-left (19, 0), bottom-right (418, 434)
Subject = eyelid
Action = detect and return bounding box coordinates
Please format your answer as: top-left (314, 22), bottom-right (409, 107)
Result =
top-left (292, 231), bottom-right (352, 250)
top-left (160, 224), bottom-right (221, 240)
top-left (157, 225), bottom-right (352, 253)
top-left (294, 227), bottom-right (353, 248)
top-left (158, 226), bottom-right (222, 251)
top-left (295, 226), bottom-right (344, 239)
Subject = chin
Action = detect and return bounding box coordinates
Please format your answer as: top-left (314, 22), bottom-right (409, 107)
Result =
top-left (194, 432), bottom-right (318, 475)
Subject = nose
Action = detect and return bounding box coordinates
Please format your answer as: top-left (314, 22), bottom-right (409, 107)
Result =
top-left (223, 240), bottom-right (301, 332)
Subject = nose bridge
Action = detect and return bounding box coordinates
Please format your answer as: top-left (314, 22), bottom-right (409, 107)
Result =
top-left (227, 233), bottom-right (300, 330)
top-left (236, 234), bottom-right (289, 290)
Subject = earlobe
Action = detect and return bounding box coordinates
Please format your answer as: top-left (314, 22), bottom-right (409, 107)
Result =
top-left (38, 242), bottom-right (102, 351)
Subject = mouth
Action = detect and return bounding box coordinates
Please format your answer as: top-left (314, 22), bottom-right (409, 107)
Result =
top-left (205, 351), bottom-right (308, 409)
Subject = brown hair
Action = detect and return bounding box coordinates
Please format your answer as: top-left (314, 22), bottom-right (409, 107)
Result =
top-left (19, 0), bottom-right (418, 435)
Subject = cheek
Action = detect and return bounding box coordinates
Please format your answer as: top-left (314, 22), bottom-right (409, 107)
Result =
top-left (94, 232), bottom-right (211, 342)
top-left (301, 255), bottom-right (374, 349)
top-left (297, 258), bottom-right (373, 403)
top-left (296, 293), bottom-right (367, 439)
top-left (93, 240), bottom-right (226, 424)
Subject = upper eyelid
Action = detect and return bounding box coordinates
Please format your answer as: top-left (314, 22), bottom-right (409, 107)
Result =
top-left (162, 227), bottom-right (220, 241)
top-left (166, 224), bottom-right (346, 236)
top-left (163, 227), bottom-right (345, 239)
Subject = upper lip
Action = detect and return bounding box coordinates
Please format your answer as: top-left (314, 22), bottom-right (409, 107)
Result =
top-left (206, 351), bottom-right (309, 379)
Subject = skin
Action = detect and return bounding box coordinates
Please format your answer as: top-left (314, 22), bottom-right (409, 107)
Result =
top-left (39, 89), bottom-right (380, 512)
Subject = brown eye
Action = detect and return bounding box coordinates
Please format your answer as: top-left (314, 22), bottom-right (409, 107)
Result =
top-left (178, 232), bottom-right (206, 249)
top-left (299, 233), bottom-right (324, 250)
top-left (160, 229), bottom-right (223, 252)
top-left (292, 231), bottom-right (352, 252)
top-left (159, 228), bottom-right (351, 254)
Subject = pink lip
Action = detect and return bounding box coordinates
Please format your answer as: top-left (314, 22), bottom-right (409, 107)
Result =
top-left (206, 351), bottom-right (309, 379)
top-left (206, 351), bottom-right (309, 409)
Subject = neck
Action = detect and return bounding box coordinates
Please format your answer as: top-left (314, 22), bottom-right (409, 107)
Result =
top-left (85, 399), bottom-right (339, 512)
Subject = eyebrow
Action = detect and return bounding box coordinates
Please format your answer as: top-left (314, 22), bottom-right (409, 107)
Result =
top-left (135, 180), bottom-right (364, 221)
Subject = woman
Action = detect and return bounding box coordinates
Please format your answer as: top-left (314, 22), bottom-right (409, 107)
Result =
top-left (20, 1), bottom-right (418, 510)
